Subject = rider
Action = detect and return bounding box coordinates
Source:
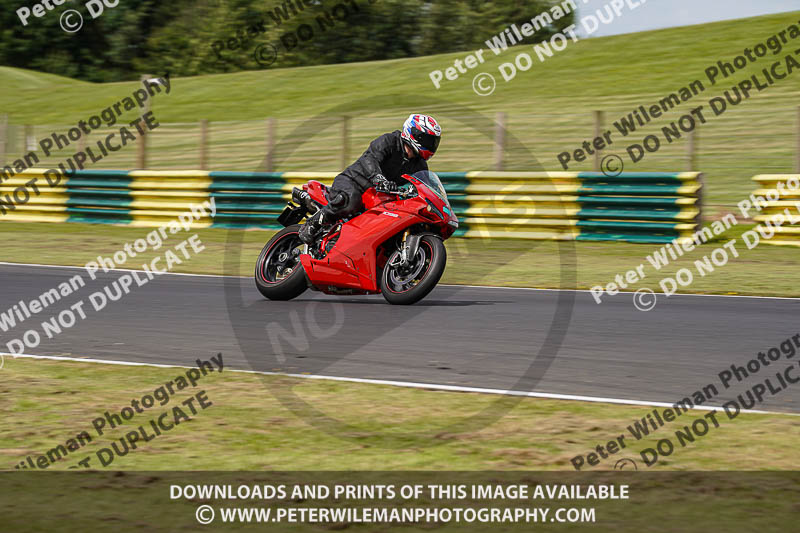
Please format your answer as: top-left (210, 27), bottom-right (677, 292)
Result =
top-left (298, 113), bottom-right (442, 244)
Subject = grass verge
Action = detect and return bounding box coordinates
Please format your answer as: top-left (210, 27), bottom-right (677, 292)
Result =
top-left (1, 357), bottom-right (798, 471)
top-left (1, 221), bottom-right (798, 297)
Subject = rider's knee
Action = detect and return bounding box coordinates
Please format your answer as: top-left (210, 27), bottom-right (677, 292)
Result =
top-left (329, 191), bottom-right (349, 210)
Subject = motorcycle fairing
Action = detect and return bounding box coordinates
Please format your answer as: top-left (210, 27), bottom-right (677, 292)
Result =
top-left (305, 180), bottom-right (330, 206)
top-left (300, 204), bottom-right (426, 293)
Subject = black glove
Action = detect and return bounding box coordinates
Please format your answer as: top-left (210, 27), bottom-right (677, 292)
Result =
top-left (370, 174), bottom-right (397, 192)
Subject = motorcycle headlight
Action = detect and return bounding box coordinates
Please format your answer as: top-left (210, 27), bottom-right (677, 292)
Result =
top-left (421, 199), bottom-right (444, 220)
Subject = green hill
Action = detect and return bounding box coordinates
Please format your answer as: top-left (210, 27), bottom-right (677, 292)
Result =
top-left (3, 12), bottom-right (798, 120)
top-left (2, 11), bottom-right (799, 207)
top-left (0, 66), bottom-right (88, 91)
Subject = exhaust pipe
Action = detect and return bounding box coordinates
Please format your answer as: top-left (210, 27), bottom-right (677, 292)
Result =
top-left (292, 187), bottom-right (319, 213)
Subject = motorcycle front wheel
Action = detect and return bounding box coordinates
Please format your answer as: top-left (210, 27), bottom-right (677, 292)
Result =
top-left (379, 235), bottom-right (446, 305)
top-left (254, 225), bottom-right (308, 301)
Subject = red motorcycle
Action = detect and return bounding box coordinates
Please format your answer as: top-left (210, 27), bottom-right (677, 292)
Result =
top-left (255, 171), bottom-right (458, 305)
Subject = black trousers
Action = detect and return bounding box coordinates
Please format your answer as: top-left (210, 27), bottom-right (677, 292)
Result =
top-left (321, 174), bottom-right (364, 222)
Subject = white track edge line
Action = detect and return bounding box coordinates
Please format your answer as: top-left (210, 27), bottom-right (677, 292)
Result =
top-left (1, 261), bottom-right (798, 300)
top-left (3, 352), bottom-right (794, 417)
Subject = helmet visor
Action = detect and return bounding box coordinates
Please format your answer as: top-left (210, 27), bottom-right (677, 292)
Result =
top-left (416, 130), bottom-right (441, 156)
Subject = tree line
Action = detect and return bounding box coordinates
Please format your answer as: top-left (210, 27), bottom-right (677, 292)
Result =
top-left (0, 0), bottom-right (575, 81)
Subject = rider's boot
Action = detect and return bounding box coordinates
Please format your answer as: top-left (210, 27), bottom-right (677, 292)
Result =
top-left (299, 210), bottom-right (326, 244)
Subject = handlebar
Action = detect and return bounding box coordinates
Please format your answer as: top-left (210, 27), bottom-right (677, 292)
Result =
top-left (373, 182), bottom-right (394, 193)
top-left (374, 182), bottom-right (414, 198)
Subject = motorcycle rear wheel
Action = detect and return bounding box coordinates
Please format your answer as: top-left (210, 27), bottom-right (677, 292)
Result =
top-left (379, 235), bottom-right (446, 305)
top-left (255, 225), bottom-right (308, 301)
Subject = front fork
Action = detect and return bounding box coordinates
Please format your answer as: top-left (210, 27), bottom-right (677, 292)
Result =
top-left (398, 230), bottom-right (423, 268)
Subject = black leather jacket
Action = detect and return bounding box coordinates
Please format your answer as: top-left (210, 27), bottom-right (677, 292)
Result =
top-left (338, 130), bottom-right (429, 192)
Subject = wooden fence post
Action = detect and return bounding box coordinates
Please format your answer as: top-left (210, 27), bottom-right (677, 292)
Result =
top-left (494, 112), bottom-right (506, 171)
top-left (593, 110), bottom-right (604, 171)
top-left (136, 74), bottom-right (152, 169)
top-left (24, 125), bottom-right (35, 152)
top-left (687, 125), bottom-right (698, 171)
top-left (78, 126), bottom-right (86, 154)
top-left (0, 114), bottom-right (7, 166)
top-left (136, 126), bottom-right (147, 168)
top-left (265, 118), bottom-right (276, 172)
top-left (341, 115), bottom-right (350, 169)
top-left (199, 119), bottom-right (209, 170)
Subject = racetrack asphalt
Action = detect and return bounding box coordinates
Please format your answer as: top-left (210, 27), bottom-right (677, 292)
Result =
top-left (2, 263), bottom-right (799, 413)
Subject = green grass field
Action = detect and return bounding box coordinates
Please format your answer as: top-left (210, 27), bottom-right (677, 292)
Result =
top-left (3, 357), bottom-right (798, 471)
top-left (2, 12), bottom-right (799, 208)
